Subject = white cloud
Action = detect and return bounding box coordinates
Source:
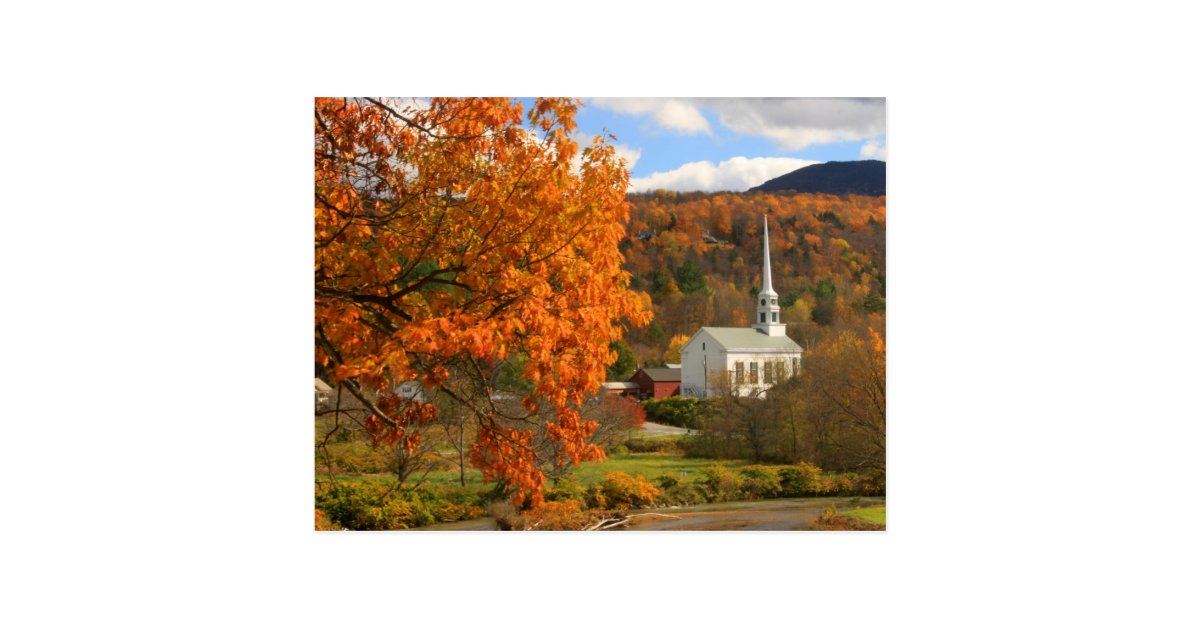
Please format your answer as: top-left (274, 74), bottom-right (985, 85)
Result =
top-left (590, 97), bottom-right (712, 135)
top-left (629, 156), bottom-right (820, 193)
top-left (590, 97), bottom-right (884, 149)
top-left (703, 98), bottom-right (885, 149)
top-left (614, 143), bottom-right (642, 171)
top-left (653, 100), bottom-right (711, 135)
top-left (860, 139), bottom-right (888, 160)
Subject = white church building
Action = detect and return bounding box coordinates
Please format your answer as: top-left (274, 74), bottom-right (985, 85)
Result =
top-left (680, 216), bottom-right (803, 398)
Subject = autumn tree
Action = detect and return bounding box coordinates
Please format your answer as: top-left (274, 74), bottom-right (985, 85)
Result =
top-left (663, 333), bottom-right (689, 364)
top-left (314, 97), bottom-right (650, 506)
top-left (799, 323), bottom-right (886, 476)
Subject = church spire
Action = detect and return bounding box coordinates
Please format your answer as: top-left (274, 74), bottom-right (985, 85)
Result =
top-left (761, 214), bottom-right (775, 296)
top-left (753, 214), bottom-right (786, 336)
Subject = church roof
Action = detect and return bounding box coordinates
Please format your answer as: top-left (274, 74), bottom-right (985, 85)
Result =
top-left (634, 367), bottom-right (682, 382)
top-left (695, 327), bottom-right (803, 352)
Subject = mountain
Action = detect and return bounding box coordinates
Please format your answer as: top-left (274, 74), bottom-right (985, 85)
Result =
top-left (750, 160), bottom-right (885, 196)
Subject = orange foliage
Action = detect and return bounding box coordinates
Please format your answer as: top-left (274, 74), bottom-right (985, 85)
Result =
top-left (664, 333), bottom-right (689, 364)
top-left (622, 190), bottom-right (885, 359)
top-left (315, 98), bottom-right (650, 506)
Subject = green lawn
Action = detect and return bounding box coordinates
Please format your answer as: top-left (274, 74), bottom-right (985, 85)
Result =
top-left (327, 453), bottom-right (751, 489)
top-left (571, 453), bottom-right (750, 484)
top-left (844, 504), bottom-right (886, 526)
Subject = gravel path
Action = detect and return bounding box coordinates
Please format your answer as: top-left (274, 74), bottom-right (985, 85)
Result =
top-left (638, 421), bottom-right (692, 436)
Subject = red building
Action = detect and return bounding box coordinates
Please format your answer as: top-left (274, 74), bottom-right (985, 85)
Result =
top-left (630, 367), bottom-right (681, 399)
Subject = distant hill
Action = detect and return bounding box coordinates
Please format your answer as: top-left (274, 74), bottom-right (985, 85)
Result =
top-left (750, 160), bottom-right (885, 196)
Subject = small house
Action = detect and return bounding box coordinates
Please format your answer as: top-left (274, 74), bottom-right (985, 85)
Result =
top-left (630, 367), bottom-right (681, 400)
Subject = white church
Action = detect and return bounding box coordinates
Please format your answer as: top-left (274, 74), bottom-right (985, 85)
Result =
top-left (680, 216), bottom-right (803, 398)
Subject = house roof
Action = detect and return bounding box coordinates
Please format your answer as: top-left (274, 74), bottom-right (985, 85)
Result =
top-left (635, 367), bottom-right (682, 382)
top-left (601, 382), bottom-right (640, 389)
top-left (314, 378), bottom-right (334, 392)
top-left (694, 327), bottom-right (803, 352)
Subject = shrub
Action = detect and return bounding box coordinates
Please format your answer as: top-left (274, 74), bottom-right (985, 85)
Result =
top-left (860, 471), bottom-right (886, 496)
top-left (586, 472), bottom-right (661, 509)
top-left (433, 502), bottom-right (486, 522)
top-left (642, 396), bottom-right (704, 429)
top-left (315, 483), bottom-right (382, 530)
top-left (830, 473), bottom-right (859, 496)
top-left (777, 462), bottom-right (824, 497)
top-left (660, 482), bottom-right (707, 507)
top-left (654, 473), bottom-right (681, 490)
top-left (738, 466), bottom-right (782, 499)
top-left (624, 436), bottom-right (684, 453)
top-left (700, 465), bottom-right (741, 502)
top-left (314, 509), bottom-right (340, 531)
top-left (524, 500), bottom-right (594, 530)
top-left (315, 480), bottom-right (485, 530)
top-left (544, 476), bottom-right (586, 502)
top-left (599, 395), bottom-right (646, 429)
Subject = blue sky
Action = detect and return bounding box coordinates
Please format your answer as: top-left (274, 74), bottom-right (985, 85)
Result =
top-left (559, 98), bottom-right (886, 192)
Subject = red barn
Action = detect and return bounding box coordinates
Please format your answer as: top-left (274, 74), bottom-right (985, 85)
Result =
top-left (630, 367), bottom-right (681, 400)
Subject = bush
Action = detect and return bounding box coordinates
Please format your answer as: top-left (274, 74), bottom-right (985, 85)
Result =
top-left (700, 465), bottom-right (741, 502)
top-left (654, 473), bottom-right (681, 490)
top-left (314, 509), bottom-right (340, 531)
top-left (738, 466), bottom-right (782, 499)
top-left (315, 480), bottom-right (485, 530)
top-left (860, 471), bottom-right (886, 496)
top-left (586, 472), bottom-right (661, 509)
top-left (544, 476), bottom-right (586, 502)
top-left (778, 462), bottom-right (824, 497)
top-left (660, 482), bottom-right (708, 506)
top-left (642, 396), bottom-right (704, 429)
top-left (433, 502), bottom-right (486, 522)
top-left (599, 395), bottom-right (646, 429)
top-left (624, 436), bottom-right (684, 453)
top-left (824, 473), bottom-right (861, 496)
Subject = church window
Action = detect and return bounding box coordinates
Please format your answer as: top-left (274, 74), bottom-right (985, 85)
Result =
top-left (771, 312), bottom-right (778, 322)
top-left (760, 313), bottom-right (766, 323)
top-left (793, 358), bottom-right (800, 376)
top-left (764, 361), bottom-right (774, 384)
top-left (749, 362), bottom-right (758, 383)
top-left (735, 362), bottom-right (744, 384)
top-left (760, 299), bottom-right (766, 306)
top-left (771, 298), bottom-right (777, 305)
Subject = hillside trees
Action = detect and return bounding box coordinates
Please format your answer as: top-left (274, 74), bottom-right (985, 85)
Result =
top-left (622, 191), bottom-right (885, 363)
top-left (314, 97), bottom-right (650, 505)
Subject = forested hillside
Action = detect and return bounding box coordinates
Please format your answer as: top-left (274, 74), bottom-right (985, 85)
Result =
top-left (750, 160), bottom-right (886, 195)
top-left (616, 190), bottom-right (886, 370)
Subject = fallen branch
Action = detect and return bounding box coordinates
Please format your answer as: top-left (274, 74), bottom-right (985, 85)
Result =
top-left (584, 512), bottom-right (682, 531)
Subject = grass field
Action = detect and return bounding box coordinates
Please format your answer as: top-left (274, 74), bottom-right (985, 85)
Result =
top-left (329, 452), bottom-right (754, 488)
top-left (843, 504), bottom-right (886, 526)
top-left (572, 453), bottom-right (751, 484)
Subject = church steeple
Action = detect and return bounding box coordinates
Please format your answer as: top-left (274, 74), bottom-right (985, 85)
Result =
top-left (753, 214), bottom-right (787, 336)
